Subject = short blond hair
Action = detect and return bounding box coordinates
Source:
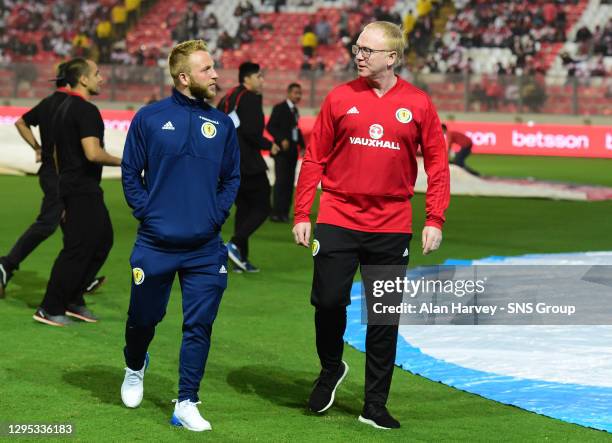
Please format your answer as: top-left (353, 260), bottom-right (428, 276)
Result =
top-left (363, 21), bottom-right (405, 67)
top-left (168, 40), bottom-right (209, 83)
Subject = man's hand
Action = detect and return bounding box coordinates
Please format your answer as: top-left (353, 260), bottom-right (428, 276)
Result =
top-left (34, 148), bottom-right (42, 163)
top-left (271, 143), bottom-right (281, 156)
top-left (281, 139), bottom-right (290, 150)
top-left (292, 221), bottom-right (311, 248)
top-left (422, 226), bottom-right (442, 255)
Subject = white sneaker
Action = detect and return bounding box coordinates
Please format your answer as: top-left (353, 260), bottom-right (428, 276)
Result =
top-left (121, 353), bottom-right (149, 408)
top-left (170, 399), bottom-right (212, 431)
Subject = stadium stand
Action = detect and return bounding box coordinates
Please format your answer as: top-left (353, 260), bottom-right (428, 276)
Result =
top-left (0, 0), bottom-right (609, 113)
top-left (434, 0), bottom-right (589, 75)
top-left (405, 0), bottom-right (610, 114)
top-left (124, 0), bottom-right (183, 62)
top-left (1, 0), bottom-right (130, 63)
top-left (548, 0), bottom-right (612, 79)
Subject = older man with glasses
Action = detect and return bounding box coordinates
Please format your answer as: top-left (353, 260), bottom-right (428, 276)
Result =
top-left (293, 21), bottom-right (450, 430)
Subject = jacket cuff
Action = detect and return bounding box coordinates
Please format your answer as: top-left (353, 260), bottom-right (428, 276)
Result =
top-left (425, 219), bottom-right (444, 230)
top-left (293, 214), bottom-right (310, 225)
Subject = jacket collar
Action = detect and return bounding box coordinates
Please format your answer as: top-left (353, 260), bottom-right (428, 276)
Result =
top-left (172, 87), bottom-right (211, 109)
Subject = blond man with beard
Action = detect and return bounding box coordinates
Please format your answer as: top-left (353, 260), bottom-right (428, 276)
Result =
top-left (119, 40), bottom-right (240, 431)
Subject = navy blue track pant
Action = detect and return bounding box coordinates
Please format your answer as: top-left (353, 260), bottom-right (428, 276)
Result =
top-left (124, 238), bottom-right (228, 402)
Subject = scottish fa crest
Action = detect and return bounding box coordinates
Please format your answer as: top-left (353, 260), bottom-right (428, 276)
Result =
top-left (133, 267), bottom-right (145, 285)
top-left (312, 239), bottom-right (320, 256)
top-left (395, 108), bottom-right (412, 123)
top-left (201, 122), bottom-right (217, 139)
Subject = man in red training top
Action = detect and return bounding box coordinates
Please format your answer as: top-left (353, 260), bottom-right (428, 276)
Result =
top-left (442, 123), bottom-right (480, 176)
top-left (292, 21), bottom-right (450, 429)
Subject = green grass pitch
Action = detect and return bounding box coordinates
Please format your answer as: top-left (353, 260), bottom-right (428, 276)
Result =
top-left (1, 155), bottom-right (611, 441)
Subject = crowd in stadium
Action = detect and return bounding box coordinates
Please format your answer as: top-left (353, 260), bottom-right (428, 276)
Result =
top-left (560, 20), bottom-right (612, 79)
top-left (0, 0), bottom-right (612, 80)
top-left (0, 0), bottom-right (610, 111)
top-left (0, 0), bottom-right (140, 63)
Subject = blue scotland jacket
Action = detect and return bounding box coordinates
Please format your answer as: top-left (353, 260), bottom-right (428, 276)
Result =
top-left (122, 88), bottom-right (240, 250)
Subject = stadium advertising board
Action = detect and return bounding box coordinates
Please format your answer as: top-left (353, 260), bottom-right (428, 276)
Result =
top-left (0, 106), bottom-right (136, 132)
top-left (1, 107), bottom-right (610, 158)
top-left (446, 121), bottom-right (612, 158)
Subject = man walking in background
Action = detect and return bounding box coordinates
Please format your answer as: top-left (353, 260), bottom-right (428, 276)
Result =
top-left (267, 82), bottom-right (304, 223)
top-left (120, 40), bottom-right (240, 432)
top-left (34, 58), bottom-right (121, 326)
top-left (217, 62), bottom-right (280, 273)
top-left (0, 61), bottom-right (105, 298)
top-left (293, 22), bottom-right (450, 429)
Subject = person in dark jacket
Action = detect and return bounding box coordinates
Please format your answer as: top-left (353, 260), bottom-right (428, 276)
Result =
top-left (266, 82), bottom-right (305, 223)
top-left (120, 40), bottom-right (240, 431)
top-left (217, 62), bottom-right (279, 273)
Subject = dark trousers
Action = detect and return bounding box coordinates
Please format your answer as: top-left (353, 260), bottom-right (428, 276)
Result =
top-left (453, 142), bottom-right (472, 167)
top-left (2, 165), bottom-right (62, 273)
top-left (40, 192), bottom-right (113, 315)
top-left (311, 224), bottom-right (411, 406)
top-left (124, 240), bottom-right (227, 402)
top-left (231, 172), bottom-right (270, 260)
top-left (272, 149), bottom-right (297, 219)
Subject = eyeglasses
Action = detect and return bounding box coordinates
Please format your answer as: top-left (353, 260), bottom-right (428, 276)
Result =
top-left (351, 45), bottom-right (394, 59)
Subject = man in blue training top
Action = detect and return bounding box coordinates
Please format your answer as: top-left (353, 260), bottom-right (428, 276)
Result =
top-left (119, 39), bottom-right (240, 432)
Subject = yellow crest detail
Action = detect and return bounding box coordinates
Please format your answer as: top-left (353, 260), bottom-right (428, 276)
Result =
top-left (201, 122), bottom-right (217, 138)
top-left (395, 108), bottom-right (412, 124)
top-left (312, 239), bottom-right (320, 256)
top-left (133, 267), bottom-right (145, 285)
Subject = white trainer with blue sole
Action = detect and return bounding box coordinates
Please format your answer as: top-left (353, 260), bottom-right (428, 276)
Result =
top-left (170, 399), bottom-right (212, 431)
